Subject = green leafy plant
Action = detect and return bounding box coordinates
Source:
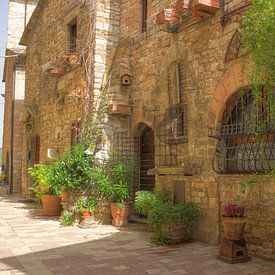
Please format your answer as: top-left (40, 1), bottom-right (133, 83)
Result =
top-left (56, 143), bottom-right (95, 191)
top-left (108, 160), bottom-right (135, 206)
top-left (148, 201), bottom-right (199, 243)
top-left (134, 191), bottom-right (171, 216)
top-left (28, 163), bottom-right (61, 198)
top-left (242, 0), bottom-right (275, 104)
top-left (60, 212), bottom-right (74, 226)
top-left (92, 159), bottom-right (135, 207)
top-left (77, 196), bottom-right (97, 214)
top-left (91, 165), bottom-right (113, 199)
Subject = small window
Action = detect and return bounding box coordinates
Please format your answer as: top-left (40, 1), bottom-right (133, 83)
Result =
top-left (71, 122), bottom-right (81, 146)
top-left (142, 0), bottom-right (148, 33)
top-left (69, 21), bottom-right (77, 53)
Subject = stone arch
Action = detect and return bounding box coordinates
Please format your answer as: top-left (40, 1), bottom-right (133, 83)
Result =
top-left (207, 60), bottom-right (249, 128)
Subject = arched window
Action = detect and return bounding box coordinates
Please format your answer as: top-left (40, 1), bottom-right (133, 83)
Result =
top-left (211, 88), bottom-right (274, 174)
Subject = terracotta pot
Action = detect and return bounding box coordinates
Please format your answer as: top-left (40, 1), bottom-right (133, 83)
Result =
top-left (174, 0), bottom-right (190, 13)
top-left (161, 222), bottom-right (189, 244)
top-left (94, 201), bottom-right (112, 225)
top-left (41, 195), bottom-right (62, 216)
top-left (68, 53), bottom-right (79, 65)
top-left (61, 190), bottom-right (69, 202)
top-left (222, 216), bottom-right (246, 240)
top-left (191, 0), bottom-right (220, 15)
top-left (156, 9), bottom-right (179, 25)
top-left (110, 203), bottom-right (130, 227)
top-left (82, 210), bottom-right (91, 217)
top-left (50, 67), bottom-right (65, 75)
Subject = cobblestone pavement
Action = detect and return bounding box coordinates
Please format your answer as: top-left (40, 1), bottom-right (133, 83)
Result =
top-left (1, 196), bottom-right (275, 275)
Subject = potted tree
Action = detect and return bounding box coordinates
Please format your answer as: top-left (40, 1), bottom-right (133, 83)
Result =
top-left (222, 203), bottom-right (245, 240)
top-left (108, 161), bottom-right (135, 227)
top-left (29, 163), bottom-right (62, 216)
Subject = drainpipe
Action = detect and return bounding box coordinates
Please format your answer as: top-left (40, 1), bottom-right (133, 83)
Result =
top-left (10, 63), bottom-right (16, 194)
top-left (24, 0), bottom-right (27, 28)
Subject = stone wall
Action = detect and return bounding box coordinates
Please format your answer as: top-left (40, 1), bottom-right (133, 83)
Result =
top-left (21, 0), bottom-right (275, 258)
top-left (109, 0), bottom-right (275, 256)
top-left (2, 0), bottom-right (38, 193)
top-left (21, 0), bottom-right (122, 196)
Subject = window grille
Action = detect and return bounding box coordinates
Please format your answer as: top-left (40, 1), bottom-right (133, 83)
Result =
top-left (209, 89), bottom-right (275, 174)
top-left (156, 104), bottom-right (188, 166)
top-left (69, 22), bottom-right (77, 53)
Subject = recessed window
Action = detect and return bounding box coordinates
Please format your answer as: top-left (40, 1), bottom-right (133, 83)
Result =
top-left (211, 89), bottom-right (275, 174)
top-left (142, 0), bottom-right (148, 33)
top-left (69, 21), bottom-right (77, 53)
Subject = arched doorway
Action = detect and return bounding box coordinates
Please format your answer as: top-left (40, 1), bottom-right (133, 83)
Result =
top-left (140, 125), bottom-right (155, 191)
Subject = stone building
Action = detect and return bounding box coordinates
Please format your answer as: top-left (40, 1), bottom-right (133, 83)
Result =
top-left (2, 0), bottom-right (37, 194)
top-left (20, 0), bottom-right (274, 258)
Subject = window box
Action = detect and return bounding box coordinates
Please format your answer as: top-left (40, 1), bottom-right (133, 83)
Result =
top-left (174, 0), bottom-right (191, 13)
top-left (109, 103), bottom-right (131, 115)
top-left (192, 0), bottom-right (220, 15)
top-left (156, 8), bottom-right (181, 25)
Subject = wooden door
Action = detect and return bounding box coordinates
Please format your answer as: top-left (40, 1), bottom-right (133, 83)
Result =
top-left (140, 126), bottom-right (155, 191)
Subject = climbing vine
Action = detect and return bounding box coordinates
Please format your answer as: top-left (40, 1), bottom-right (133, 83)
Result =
top-left (241, 0), bottom-right (275, 96)
top-left (74, 0), bottom-right (113, 144)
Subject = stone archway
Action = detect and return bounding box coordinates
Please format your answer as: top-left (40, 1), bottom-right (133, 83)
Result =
top-left (207, 60), bottom-right (249, 128)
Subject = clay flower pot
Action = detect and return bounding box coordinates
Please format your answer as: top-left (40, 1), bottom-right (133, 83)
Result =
top-left (82, 210), bottom-right (91, 217)
top-left (222, 216), bottom-right (246, 240)
top-left (50, 66), bottom-right (65, 75)
top-left (156, 9), bottom-right (180, 25)
top-left (161, 222), bottom-right (189, 244)
top-left (110, 203), bottom-right (130, 227)
top-left (41, 195), bottom-right (62, 216)
top-left (61, 190), bottom-right (69, 202)
top-left (68, 53), bottom-right (79, 65)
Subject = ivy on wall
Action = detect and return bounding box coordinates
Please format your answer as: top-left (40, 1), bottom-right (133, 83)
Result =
top-left (241, 0), bottom-right (275, 94)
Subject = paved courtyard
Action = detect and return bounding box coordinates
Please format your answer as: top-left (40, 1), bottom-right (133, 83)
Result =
top-left (1, 196), bottom-right (275, 275)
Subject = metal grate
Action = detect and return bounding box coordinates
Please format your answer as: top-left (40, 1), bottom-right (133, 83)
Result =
top-left (155, 104), bottom-right (188, 167)
top-left (111, 131), bottom-right (140, 196)
top-left (209, 89), bottom-right (275, 174)
top-left (112, 131), bottom-right (139, 163)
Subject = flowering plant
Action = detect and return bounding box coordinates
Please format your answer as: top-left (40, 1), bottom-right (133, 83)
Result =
top-left (223, 203), bottom-right (244, 218)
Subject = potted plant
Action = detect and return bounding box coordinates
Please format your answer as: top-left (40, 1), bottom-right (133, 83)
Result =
top-left (60, 211), bottom-right (74, 226)
top-left (29, 163), bottom-right (62, 216)
top-left (222, 203), bottom-right (246, 240)
top-left (108, 161), bottom-right (135, 227)
top-left (77, 196), bottom-right (97, 217)
top-left (92, 160), bottom-right (135, 227)
top-left (134, 191), bottom-right (170, 217)
top-left (148, 201), bottom-right (199, 244)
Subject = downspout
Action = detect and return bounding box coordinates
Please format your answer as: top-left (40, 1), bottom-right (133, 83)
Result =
top-left (24, 0), bottom-right (27, 28)
top-left (10, 62), bottom-right (16, 194)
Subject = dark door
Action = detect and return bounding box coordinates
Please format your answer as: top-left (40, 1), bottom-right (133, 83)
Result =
top-left (140, 126), bottom-right (155, 191)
